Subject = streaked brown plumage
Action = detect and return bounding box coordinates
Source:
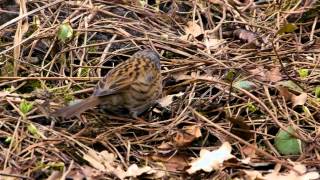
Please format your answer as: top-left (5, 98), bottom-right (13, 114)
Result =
top-left (53, 49), bottom-right (162, 118)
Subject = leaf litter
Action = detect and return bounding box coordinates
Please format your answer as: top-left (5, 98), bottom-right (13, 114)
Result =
top-left (0, 0), bottom-right (319, 179)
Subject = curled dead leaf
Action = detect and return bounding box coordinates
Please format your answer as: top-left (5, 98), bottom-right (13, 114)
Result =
top-left (150, 154), bottom-right (189, 172)
top-left (187, 142), bottom-right (235, 174)
top-left (157, 92), bottom-right (184, 107)
top-left (173, 125), bottom-right (202, 147)
top-left (291, 93), bottom-right (307, 107)
top-left (184, 125), bottom-right (202, 138)
top-left (125, 164), bottom-right (155, 178)
top-left (173, 131), bottom-right (196, 147)
top-left (277, 87), bottom-right (307, 107)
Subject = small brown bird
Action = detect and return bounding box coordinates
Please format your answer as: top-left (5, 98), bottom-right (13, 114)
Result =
top-left (53, 49), bottom-right (162, 118)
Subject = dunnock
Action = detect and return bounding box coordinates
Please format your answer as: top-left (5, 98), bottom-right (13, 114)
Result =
top-left (53, 49), bottom-right (162, 118)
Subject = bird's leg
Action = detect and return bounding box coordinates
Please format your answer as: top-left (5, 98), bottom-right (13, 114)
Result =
top-left (130, 111), bottom-right (147, 123)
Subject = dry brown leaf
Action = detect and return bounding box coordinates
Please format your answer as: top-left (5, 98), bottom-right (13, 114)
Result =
top-left (184, 125), bottom-right (202, 138)
top-left (204, 38), bottom-right (225, 50)
top-left (83, 149), bottom-right (127, 179)
top-left (66, 165), bottom-right (103, 180)
top-left (150, 154), bottom-right (189, 172)
top-left (173, 131), bottom-right (196, 147)
top-left (125, 164), bottom-right (155, 178)
top-left (266, 67), bottom-right (282, 82)
top-left (233, 29), bottom-right (261, 47)
top-left (278, 87), bottom-right (307, 107)
top-left (181, 21), bottom-right (202, 41)
top-left (83, 150), bottom-right (158, 179)
top-left (244, 161), bottom-right (319, 180)
top-left (249, 66), bottom-right (282, 82)
top-left (248, 66), bottom-right (266, 80)
top-left (243, 170), bottom-right (264, 180)
top-left (278, 86), bottom-right (292, 101)
top-left (157, 92), bottom-right (184, 107)
top-left (291, 93), bottom-right (308, 107)
top-left (241, 145), bottom-right (257, 158)
top-left (187, 142), bottom-right (235, 174)
top-left (263, 162), bottom-right (317, 180)
top-left (173, 125), bottom-right (202, 147)
top-left (157, 142), bottom-right (174, 150)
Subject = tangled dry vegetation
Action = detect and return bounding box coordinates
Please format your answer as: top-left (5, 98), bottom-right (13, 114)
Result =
top-left (0, 0), bottom-right (320, 179)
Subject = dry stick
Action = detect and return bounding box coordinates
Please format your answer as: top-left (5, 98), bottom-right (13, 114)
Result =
top-left (0, 77), bottom-right (101, 81)
top-left (0, 0), bottom-right (64, 31)
top-left (191, 109), bottom-right (300, 174)
top-left (97, 35), bottom-right (117, 77)
top-left (0, 173), bottom-right (30, 180)
top-left (0, 77), bottom-right (101, 87)
top-left (271, 39), bottom-right (305, 91)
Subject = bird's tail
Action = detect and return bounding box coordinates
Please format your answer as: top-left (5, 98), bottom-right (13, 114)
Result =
top-left (52, 96), bottom-right (101, 118)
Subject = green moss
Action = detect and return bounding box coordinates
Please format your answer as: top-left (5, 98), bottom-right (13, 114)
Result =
top-left (51, 88), bottom-right (75, 102)
top-left (63, 92), bottom-right (74, 102)
top-left (80, 67), bottom-right (90, 77)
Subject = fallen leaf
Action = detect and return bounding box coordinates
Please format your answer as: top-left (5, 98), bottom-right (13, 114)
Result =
top-left (233, 29), bottom-right (262, 47)
top-left (266, 67), bottom-right (282, 82)
top-left (243, 170), bottom-right (264, 180)
top-left (241, 145), bottom-right (257, 158)
top-left (79, 165), bottom-right (104, 179)
top-left (262, 161), bottom-right (319, 180)
top-left (204, 38), bottom-right (225, 50)
top-left (83, 149), bottom-right (127, 179)
top-left (233, 80), bottom-right (256, 91)
top-left (277, 86), bottom-right (292, 101)
top-left (184, 125), bottom-right (202, 138)
top-left (291, 93), bottom-right (307, 107)
top-left (150, 154), bottom-right (189, 172)
top-left (187, 142), bottom-right (235, 174)
top-left (277, 86), bottom-right (307, 107)
top-left (173, 131), bottom-right (196, 147)
top-left (249, 66), bottom-right (282, 82)
top-left (277, 80), bottom-right (303, 92)
top-left (173, 125), bottom-right (202, 147)
top-left (157, 92), bottom-right (184, 107)
top-left (124, 164), bottom-right (155, 178)
top-left (274, 126), bottom-right (302, 155)
top-left (248, 66), bottom-right (266, 80)
top-left (181, 21), bottom-right (203, 41)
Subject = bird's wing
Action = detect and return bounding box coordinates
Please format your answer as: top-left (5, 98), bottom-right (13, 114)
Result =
top-left (93, 58), bottom-right (141, 97)
top-left (93, 51), bottom-right (160, 97)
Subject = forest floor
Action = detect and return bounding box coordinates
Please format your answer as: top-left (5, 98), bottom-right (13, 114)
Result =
top-left (0, 0), bottom-right (320, 179)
